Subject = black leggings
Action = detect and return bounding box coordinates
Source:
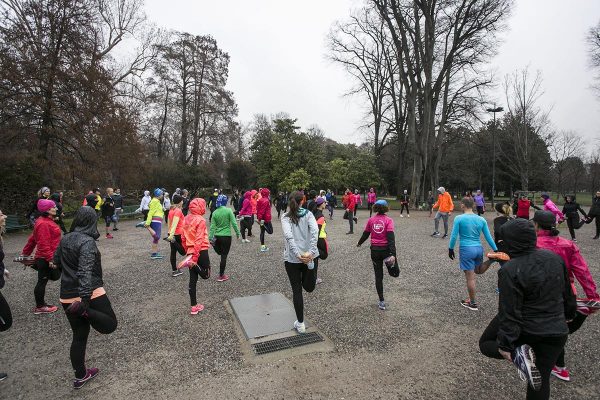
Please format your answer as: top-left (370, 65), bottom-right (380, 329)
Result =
top-left (400, 203), bottom-right (409, 215)
top-left (285, 262), bottom-right (317, 323)
top-left (371, 249), bottom-right (387, 302)
top-left (586, 215), bottom-right (600, 236)
top-left (213, 236), bottom-right (232, 276)
top-left (479, 315), bottom-right (567, 400)
top-left (556, 313), bottom-right (587, 368)
top-left (240, 217), bottom-right (252, 239)
top-left (169, 235), bottom-right (185, 271)
top-left (0, 291), bottom-right (12, 332)
top-left (62, 295), bottom-right (117, 379)
top-left (566, 217), bottom-right (585, 239)
top-left (260, 222), bottom-right (273, 245)
top-left (188, 250), bottom-right (210, 306)
top-left (34, 259), bottom-right (61, 307)
top-left (368, 203), bottom-right (374, 217)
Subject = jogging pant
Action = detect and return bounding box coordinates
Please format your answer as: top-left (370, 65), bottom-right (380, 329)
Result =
top-left (142, 209), bottom-right (149, 221)
top-left (566, 217), bottom-right (585, 239)
top-left (476, 206), bottom-right (484, 216)
top-left (189, 250), bottom-right (210, 306)
top-left (240, 217), bottom-right (252, 239)
top-left (62, 295), bottom-right (117, 379)
top-left (371, 249), bottom-right (387, 302)
top-left (34, 259), bottom-right (61, 307)
top-left (213, 236), bottom-right (232, 276)
top-left (0, 291), bottom-right (12, 332)
top-left (586, 215), bottom-right (600, 237)
top-left (285, 262), bottom-right (317, 323)
top-left (368, 203), bottom-right (374, 217)
top-left (260, 222), bottom-right (273, 245)
top-left (556, 313), bottom-right (587, 368)
top-left (400, 203), bottom-right (409, 215)
top-left (434, 212), bottom-right (449, 234)
top-left (169, 235), bottom-right (185, 271)
top-left (348, 212), bottom-right (354, 233)
top-left (479, 315), bottom-right (567, 400)
top-left (113, 208), bottom-right (122, 229)
top-left (327, 204), bottom-right (334, 218)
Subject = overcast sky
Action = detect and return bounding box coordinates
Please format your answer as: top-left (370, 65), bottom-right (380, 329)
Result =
top-left (144, 0), bottom-right (600, 146)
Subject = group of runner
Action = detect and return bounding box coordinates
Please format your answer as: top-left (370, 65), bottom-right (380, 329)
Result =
top-left (0, 186), bottom-right (599, 399)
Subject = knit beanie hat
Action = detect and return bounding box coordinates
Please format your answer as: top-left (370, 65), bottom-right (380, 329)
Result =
top-left (37, 199), bottom-right (56, 213)
top-left (216, 194), bottom-right (228, 208)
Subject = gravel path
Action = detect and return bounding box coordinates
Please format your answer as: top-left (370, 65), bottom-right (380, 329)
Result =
top-left (1, 208), bottom-right (598, 399)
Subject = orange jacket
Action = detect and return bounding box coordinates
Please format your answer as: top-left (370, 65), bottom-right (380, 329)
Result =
top-left (250, 190), bottom-right (259, 214)
top-left (433, 192), bottom-right (454, 213)
top-left (182, 198), bottom-right (209, 263)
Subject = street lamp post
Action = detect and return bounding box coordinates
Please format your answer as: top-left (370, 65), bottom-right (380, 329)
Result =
top-left (486, 106), bottom-right (504, 208)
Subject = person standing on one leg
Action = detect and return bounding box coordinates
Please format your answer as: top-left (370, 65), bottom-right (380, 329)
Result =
top-left (167, 194), bottom-right (186, 278)
top-left (209, 194), bottom-right (240, 282)
top-left (54, 207), bottom-right (118, 389)
top-left (256, 188), bottom-right (273, 252)
top-left (533, 210), bottom-right (600, 382)
top-left (343, 189), bottom-right (356, 234)
top-left (353, 189), bottom-right (362, 219)
top-left (448, 197), bottom-right (498, 311)
top-left (135, 190), bottom-right (151, 227)
top-left (431, 187), bottom-right (454, 238)
top-left (478, 218), bottom-right (576, 400)
top-left (145, 188), bottom-right (165, 260)
top-left (281, 191), bottom-right (319, 334)
top-left (515, 193), bottom-right (541, 219)
top-left (0, 209), bottom-right (13, 382)
top-left (238, 191), bottom-right (253, 243)
top-left (585, 190), bottom-right (600, 239)
top-left (367, 188), bottom-right (376, 217)
top-left (312, 197), bottom-right (329, 285)
top-left (112, 188), bottom-right (123, 231)
top-left (561, 195), bottom-right (587, 242)
top-left (21, 199), bottom-right (62, 314)
top-left (474, 190), bottom-right (485, 216)
top-left (357, 200), bottom-right (400, 311)
top-left (399, 190), bottom-right (410, 218)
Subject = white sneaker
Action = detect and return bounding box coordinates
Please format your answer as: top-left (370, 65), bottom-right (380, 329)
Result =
top-left (407, 214), bottom-right (410, 218)
top-left (293, 320), bottom-right (306, 334)
top-left (243, 239), bottom-right (250, 243)
top-left (399, 215), bottom-right (404, 218)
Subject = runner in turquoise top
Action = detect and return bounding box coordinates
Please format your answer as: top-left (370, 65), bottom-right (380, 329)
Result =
top-left (448, 197), bottom-right (498, 311)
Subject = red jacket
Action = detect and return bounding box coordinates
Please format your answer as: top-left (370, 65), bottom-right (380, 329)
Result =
top-left (182, 198), bottom-right (209, 263)
top-left (344, 193), bottom-right (356, 211)
top-left (537, 230), bottom-right (599, 300)
top-left (239, 191), bottom-right (253, 216)
top-left (256, 188), bottom-right (272, 223)
top-left (22, 216), bottom-right (61, 261)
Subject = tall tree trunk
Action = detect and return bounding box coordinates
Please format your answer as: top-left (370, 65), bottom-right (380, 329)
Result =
top-left (157, 86), bottom-right (169, 158)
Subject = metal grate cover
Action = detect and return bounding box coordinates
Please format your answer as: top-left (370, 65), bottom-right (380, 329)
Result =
top-left (252, 332), bottom-right (324, 355)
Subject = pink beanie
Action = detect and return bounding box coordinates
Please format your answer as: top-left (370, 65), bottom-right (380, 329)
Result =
top-left (37, 199), bottom-right (56, 213)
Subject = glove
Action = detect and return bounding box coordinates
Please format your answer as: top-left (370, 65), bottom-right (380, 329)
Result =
top-left (448, 249), bottom-right (455, 260)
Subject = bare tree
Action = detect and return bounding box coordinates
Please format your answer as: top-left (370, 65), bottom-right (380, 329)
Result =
top-left (587, 20), bottom-right (600, 95)
top-left (549, 130), bottom-right (585, 195)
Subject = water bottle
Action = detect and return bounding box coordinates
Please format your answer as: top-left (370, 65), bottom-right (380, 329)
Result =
top-left (307, 260), bottom-right (314, 270)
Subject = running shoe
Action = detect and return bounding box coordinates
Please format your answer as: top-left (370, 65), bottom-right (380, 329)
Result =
top-left (512, 344), bottom-right (541, 390)
top-left (551, 366), bottom-right (571, 382)
top-left (177, 255), bottom-right (194, 270)
top-left (13, 255), bottom-right (35, 266)
top-left (73, 368), bottom-right (99, 389)
top-left (216, 274), bottom-right (230, 282)
top-left (106, 233), bottom-right (113, 239)
top-left (243, 239), bottom-right (251, 243)
top-left (346, 231), bottom-right (354, 235)
top-left (407, 214), bottom-right (410, 218)
top-left (293, 320), bottom-right (306, 334)
top-left (33, 305), bottom-right (58, 314)
top-left (316, 277), bottom-right (323, 284)
top-left (353, 217), bottom-right (358, 223)
top-left (572, 238), bottom-right (577, 243)
top-left (460, 299), bottom-right (478, 311)
top-left (486, 251), bottom-right (511, 262)
top-left (260, 245), bottom-right (269, 252)
top-left (430, 232), bottom-right (440, 237)
top-left (577, 298), bottom-right (600, 313)
top-left (383, 255), bottom-right (396, 267)
top-left (442, 234), bottom-right (448, 239)
top-left (190, 304), bottom-right (205, 315)
top-left (0, 373), bottom-right (7, 381)
top-left (399, 215), bottom-right (404, 218)
top-left (112, 228), bottom-right (119, 231)
top-left (378, 301), bottom-right (386, 310)
top-left (150, 253), bottom-right (164, 259)
top-left (172, 270), bottom-right (183, 277)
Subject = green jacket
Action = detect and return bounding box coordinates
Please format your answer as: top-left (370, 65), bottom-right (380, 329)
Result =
top-left (146, 197), bottom-right (165, 224)
top-left (209, 206), bottom-right (240, 239)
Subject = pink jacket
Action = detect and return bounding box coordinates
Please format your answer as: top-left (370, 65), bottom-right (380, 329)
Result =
top-left (543, 198), bottom-right (565, 223)
top-left (354, 194), bottom-right (362, 205)
top-left (239, 191), bottom-right (253, 216)
top-left (367, 192), bottom-right (376, 204)
top-left (256, 188), bottom-right (272, 222)
top-left (537, 230), bottom-right (599, 300)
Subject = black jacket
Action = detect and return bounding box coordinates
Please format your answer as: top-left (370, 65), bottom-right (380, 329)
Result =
top-left (0, 246), bottom-right (5, 290)
top-left (113, 193), bottom-right (123, 209)
top-left (54, 207), bottom-right (103, 299)
top-left (562, 201), bottom-right (586, 220)
top-left (101, 195), bottom-right (115, 217)
top-left (589, 196), bottom-right (600, 217)
top-left (496, 219), bottom-right (576, 352)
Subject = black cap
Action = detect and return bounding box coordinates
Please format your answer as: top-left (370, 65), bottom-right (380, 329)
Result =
top-left (532, 210), bottom-right (555, 227)
top-left (172, 194), bottom-right (183, 204)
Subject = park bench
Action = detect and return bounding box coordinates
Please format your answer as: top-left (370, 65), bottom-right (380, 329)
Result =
top-left (6, 214), bottom-right (29, 232)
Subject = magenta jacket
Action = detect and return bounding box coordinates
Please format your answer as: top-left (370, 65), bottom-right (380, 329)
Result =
top-left (367, 192), bottom-right (376, 204)
top-left (537, 230), bottom-right (599, 300)
top-left (239, 191), bottom-right (253, 217)
top-left (256, 188), bottom-right (272, 223)
top-left (354, 194), bottom-right (362, 205)
top-left (543, 198), bottom-right (565, 223)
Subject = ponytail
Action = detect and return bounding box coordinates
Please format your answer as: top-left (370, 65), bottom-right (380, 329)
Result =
top-left (286, 191), bottom-right (305, 225)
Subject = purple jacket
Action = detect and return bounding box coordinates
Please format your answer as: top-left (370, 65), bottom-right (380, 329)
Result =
top-left (474, 194), bottom-right (485, 207)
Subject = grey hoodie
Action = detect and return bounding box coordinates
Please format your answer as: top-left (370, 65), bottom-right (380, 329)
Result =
top-left (281, 209), bottom-right (319, 264)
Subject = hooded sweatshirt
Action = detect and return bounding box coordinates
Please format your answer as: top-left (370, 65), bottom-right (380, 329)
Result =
top-left (562, 198), bottom-right (587, 220)
top-left (54, 207), bottom-right (104, 299)
top-left (367, 191), bottom-right (376, 204)
top-left (542, 197), bottom-right (564, 223)
top-left (496, 219), bottom-right (576, 352)
top-left (22, 215), bottom-right (61, 261)
top-left (182, 198), bottom-right (209, 263)
top-left (256, 188), bottom-right (272, 223)
top-left (239, 191), bottom-right (253, 217)
top-left (537, 230), bottom-right (599, 300)
top-left (209, 205), bottom-right (241, 239)
top-left (589, 195), bottom-right (600, 217)
top-left (281, 208), bottom-right (319, 264)
top-left (146, 196), bottom-right (165, 225)
top-left (433, 191), bottom-right (454, 213)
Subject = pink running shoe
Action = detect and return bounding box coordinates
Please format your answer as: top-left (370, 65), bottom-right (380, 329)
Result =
top-left (33, 305), bottom-right (58, 314)
top-left (577, 298), bottom-right (600, 311)
top-left (551, 366), bottom-right (571, 382)
top-left (190, 304), bottom-right (205, 315)
top-left (73, 367), bottom-right (99, 389)
top-left (216, 274), bottom-right (229, 282)
top-left (106, 233), bottom-right (113, 239)
top-left (177, 255), bottom-right (194, 270)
